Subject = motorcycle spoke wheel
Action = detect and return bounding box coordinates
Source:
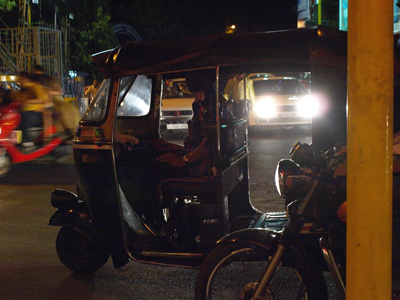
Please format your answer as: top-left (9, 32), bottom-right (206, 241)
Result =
top-left (196, 244), bottom-right (322, 300)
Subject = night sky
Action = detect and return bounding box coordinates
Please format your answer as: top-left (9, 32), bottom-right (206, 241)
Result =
top-left (109, 0), bottom-right (299, 41)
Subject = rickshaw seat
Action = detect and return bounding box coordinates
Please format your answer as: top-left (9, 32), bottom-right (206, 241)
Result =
top-left (158, 175), bottom-right (216, 207)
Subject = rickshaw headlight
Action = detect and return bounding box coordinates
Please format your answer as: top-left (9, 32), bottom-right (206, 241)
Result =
top-left (298, 95), bottom-right (320, 117)
top-left (255, 97), bottom-right (276, 118)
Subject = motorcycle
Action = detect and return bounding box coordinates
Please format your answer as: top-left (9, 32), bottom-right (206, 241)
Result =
top-left (195, 141), bottom-right (348, 300)
top-left (0, 101), bottom-right (72, 178)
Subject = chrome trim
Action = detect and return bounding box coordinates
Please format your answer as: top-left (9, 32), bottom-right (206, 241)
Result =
top-left (319, 237), bottom-right (346, 300)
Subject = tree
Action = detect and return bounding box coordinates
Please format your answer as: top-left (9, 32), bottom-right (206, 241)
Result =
top-left (64, 0), bottom-right (118, 78)
top-left (38, 0), bottom-right (117, 79)
top-left (0, 0), bottom-right (117, 79)
top-left (0, 0), bottom-right (16, 12)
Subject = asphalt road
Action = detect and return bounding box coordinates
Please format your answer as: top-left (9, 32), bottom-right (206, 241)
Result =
top-left (0, 127), bottom-right (313, 300)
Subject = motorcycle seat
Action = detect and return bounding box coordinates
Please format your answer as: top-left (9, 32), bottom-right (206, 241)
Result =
top-left (158, 175), bottom-right (216, 207)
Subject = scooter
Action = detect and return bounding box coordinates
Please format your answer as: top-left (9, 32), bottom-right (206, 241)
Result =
top-left (0, 101), bottom-right (72, 177)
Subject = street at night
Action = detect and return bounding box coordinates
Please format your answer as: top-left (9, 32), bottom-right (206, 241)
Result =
top-left (0, 129), bottom-right (315, 300)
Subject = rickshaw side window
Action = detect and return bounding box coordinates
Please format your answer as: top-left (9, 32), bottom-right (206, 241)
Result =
top-left (116, 75), bottom-right (151, 117)
top-left (81, 79), bottom-right (110, 122)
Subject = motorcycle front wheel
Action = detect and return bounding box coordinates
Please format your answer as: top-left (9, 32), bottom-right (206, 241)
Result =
top-left (56, 226), bottom-right (110, 273)
top-left (195, 243), bottom-right (328, 300)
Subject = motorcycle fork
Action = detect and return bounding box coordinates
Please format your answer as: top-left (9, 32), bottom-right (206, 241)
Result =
top-left (319, 237), bottom-right (346, 300)
top-left (251, 243), bottom-right (287, 300)
top-left (252, 180), bottom-right (319, 300)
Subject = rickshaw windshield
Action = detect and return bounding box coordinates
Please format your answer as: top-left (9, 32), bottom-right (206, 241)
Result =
top-left (116, 75), bottom-right (152, 117)
top-left (81, 78), bottom-right (111, 122)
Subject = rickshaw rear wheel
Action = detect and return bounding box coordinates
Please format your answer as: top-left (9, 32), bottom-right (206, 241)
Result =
top-left (56, 226), bottom-right (110, 273)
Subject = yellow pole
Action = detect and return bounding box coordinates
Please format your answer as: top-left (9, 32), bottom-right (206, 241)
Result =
top-left (347, 0), bottom-right (393, 299)
top-left (318, 0), bottom-right (322, 25)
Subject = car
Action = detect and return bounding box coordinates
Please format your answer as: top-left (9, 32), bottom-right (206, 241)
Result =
top-left (248, 76), bottom-right (319, 128)
top-left (160, 78), bottom-right (194, 130)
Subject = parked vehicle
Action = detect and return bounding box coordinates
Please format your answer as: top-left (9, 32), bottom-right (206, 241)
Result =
top-left (195, 141), bottom-right (347, 299)
top-left (195, 138), bottom-right (400, 300)
top-left (161, 77), bottom-right (194, 131)
top-left (0, 101), bottom-right (72, 177)
top-left (47, 26), bottom-right (348, 274)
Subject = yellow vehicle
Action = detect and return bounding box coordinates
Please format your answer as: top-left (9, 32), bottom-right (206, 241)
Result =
top-left (161, 78), bottom-right (194, 130)
top-left (248, 75), bottom-right (318, 128)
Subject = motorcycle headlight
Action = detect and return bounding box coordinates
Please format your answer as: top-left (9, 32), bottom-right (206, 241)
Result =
top-left (275, 159), bottom-right (307, 198)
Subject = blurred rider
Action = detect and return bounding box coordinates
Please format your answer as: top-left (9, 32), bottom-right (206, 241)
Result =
top-left (12, 72), bottom-right (47, 145)
top-left (85, 79), bottom-right (100, 104)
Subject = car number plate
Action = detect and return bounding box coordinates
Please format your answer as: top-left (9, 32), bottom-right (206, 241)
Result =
top-left (279, 112), bottom-right (296, 117)
top-left (166, 123), bottom-right (188, 130)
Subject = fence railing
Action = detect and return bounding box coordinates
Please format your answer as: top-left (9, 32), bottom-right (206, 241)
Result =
top-left (0, 26), bottom-right (63, 83)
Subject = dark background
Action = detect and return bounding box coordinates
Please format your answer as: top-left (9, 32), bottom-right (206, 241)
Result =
top-left (109, 0), bottom-right (298, 41)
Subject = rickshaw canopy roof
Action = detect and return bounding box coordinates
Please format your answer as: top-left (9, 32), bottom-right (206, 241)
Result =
top-left (92, 26), bottom-right (347, 77)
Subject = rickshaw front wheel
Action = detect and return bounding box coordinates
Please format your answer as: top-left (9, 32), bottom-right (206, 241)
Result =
top-left (56, 226), bottom-right (110, 273)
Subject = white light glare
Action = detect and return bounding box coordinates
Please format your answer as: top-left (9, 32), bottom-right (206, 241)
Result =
top-left (298, 95), bottom-right (320, 117)
top-left (255, 97), bottom-right (276, 118)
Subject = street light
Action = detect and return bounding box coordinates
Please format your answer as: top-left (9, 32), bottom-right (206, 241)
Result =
top-left (225, 24), bottom-right (236, 34)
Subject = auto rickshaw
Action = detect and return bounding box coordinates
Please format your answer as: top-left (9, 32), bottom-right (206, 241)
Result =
top-left (48, 26), bottom-right (348, 273)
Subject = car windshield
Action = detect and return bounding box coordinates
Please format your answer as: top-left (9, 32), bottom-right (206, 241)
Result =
top-left (253, 79), bottom-right (307, 96)
top-left (162, 78), bottom-right (193, 99)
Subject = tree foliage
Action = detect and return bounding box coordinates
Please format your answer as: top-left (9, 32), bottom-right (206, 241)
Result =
top-left (0, 0), bottom-right (16, 12)
top-left (65, 0), bottom-right (118, 78)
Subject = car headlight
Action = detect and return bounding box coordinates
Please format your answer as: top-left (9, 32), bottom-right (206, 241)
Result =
top-left (254, 97), bottom-right (275, 118)
top-left (298, 95), bottom-right (320, 118)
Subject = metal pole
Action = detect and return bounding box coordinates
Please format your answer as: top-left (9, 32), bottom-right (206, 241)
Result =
top-left (317, 0), bottom-right (322, 25)
top-left (347, 0), bottom-right (393, 299)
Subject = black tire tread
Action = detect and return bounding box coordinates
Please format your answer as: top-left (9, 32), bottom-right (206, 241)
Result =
top-left (56, 226), bottom-right (110, 273)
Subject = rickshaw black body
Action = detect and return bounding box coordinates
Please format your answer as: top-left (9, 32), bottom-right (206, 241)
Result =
top-left (49, 26), bottom-right (351, 272)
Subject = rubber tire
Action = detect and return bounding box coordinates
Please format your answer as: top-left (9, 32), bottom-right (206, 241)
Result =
top-left (56, 226), bottom-right (110, 273)
top-left (195, 243), bottom-right (328, 300)
top-left (0, 151), bottom-right (11, 178)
